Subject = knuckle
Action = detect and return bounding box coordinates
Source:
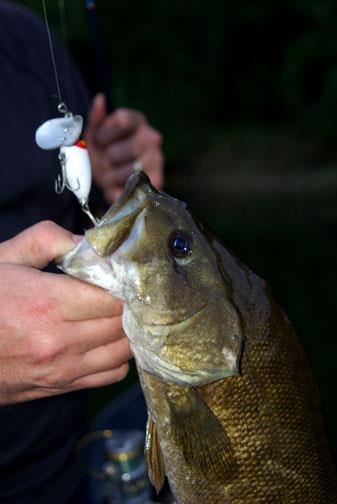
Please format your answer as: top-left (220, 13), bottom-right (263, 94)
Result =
top-left (33, 220), bottom-right (58, 239)
top-left (30, 220), bottom-right (58, 256)
top-left (114, 109), bottom-right (131, 129)
top-left (29, 334), bottom-right (65, 364)
top-left (43, 367), bottom-right (73, 388)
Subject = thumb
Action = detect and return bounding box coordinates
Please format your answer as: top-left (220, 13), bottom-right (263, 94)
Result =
top-left (85, 93), bottom-right (107, 145)
top-left (0, 221), bottom-right (82, 269)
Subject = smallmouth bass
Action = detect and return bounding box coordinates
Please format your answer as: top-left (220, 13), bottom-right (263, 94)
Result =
top-left (58, 171), bottom-right (337, 503)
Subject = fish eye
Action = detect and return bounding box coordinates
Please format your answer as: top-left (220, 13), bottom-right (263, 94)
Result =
top-left (168, 231), bottom-right (192, 258)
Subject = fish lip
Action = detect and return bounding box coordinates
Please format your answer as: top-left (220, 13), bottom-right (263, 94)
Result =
top-left (142, 303), bottom-right (206, 328)
top-left (100, 171), bottom-right (155, 224)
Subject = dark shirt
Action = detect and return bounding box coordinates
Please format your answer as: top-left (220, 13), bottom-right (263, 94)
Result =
top-left (0, 2), bottom-right (92, 501)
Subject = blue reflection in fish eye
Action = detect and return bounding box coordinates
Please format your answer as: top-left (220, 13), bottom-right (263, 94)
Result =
top-left (169, 231), bottom-right (192, 258)
top-left (173, 237), bottom-right (190, 253)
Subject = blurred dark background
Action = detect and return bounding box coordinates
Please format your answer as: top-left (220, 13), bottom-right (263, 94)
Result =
top-left (16, 0), bottom-right (337, 454)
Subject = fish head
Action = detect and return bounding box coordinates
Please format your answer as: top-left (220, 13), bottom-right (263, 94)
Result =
top-left (58, 172), bottom-right (243, 386)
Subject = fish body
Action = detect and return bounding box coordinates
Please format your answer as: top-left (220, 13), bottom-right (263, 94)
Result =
top-left (58, 172), bottom-right (337, 503)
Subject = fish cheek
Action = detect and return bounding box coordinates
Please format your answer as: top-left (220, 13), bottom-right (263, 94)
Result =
top-left (161, 297), bottom-right (243, 379)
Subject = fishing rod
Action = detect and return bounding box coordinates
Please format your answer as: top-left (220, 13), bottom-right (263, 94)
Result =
top-left (84, 0), bottom-right (115, 113)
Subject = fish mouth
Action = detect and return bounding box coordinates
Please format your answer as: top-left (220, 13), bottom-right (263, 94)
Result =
top-left (101, 170), bottom-right (156, 223)
top-left (132, 303), bottom-right (239, 386)
top-left (142, 303), bottom-right (206, 328)
top-left (85, 171), bottom-right (157, 257)
top-left (57, 171), bottom-right (157, 277)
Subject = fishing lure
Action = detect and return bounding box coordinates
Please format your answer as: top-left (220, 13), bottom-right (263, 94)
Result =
top-left (35, 0), bottom-right (98, 225)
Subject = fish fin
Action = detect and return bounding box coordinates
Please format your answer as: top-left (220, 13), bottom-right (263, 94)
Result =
top-left (145, 413), bottom-right (166, 494)
top-left (167, 385), bottom-right (236, 482)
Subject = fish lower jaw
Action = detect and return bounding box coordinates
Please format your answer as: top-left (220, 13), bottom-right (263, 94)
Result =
top-left (136, 303), bottom-right (207, 331)
top-left (131, 343), bottom-right (238, 386)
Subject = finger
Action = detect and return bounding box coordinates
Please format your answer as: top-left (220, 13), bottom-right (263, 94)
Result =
top-left (100, 164), bottom-right (134, 187)
top-left (105, 124), bottom-right (162, 166)
top-left (50, 336), bottom-right (131, 385)
top-left (77, 336), bottom-right (132, 378)
top-left (100, 150), bottom-right (164, 191)
top-left (95, 163), bottom-right (134, 203)
top-left (51, 274), bottom-right (123, 321)
top-left (86, 94), bottom-right (107, 142)
top-left (72, 362), bottom-right (130, 389)
top-left (105, 137), bottom-right (135, 165)
top-left (94, 109), bottom-right (144, 146)
top-left (140, 148), bottom-right (165, 191)
top-left (103, 185), bottom-right (126, 204)
top-left (100, 153), bottom-right (164, 203)
top-left (65, 316), bottom-right (126, 353)
top-left (0, 221), bottom-right (80, 269)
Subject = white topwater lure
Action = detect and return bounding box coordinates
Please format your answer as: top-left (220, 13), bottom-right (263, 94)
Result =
top-left (35, 0), bottom-right (98, 225)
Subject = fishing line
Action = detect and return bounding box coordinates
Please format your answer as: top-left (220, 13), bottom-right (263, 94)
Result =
top-left (58, 0), bottom-right (67, 47)
top-left (42, 0), bottom-right (66, 112)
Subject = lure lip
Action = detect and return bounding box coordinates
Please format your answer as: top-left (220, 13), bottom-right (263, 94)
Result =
top-left (35, 114), bottom-right (83, 150)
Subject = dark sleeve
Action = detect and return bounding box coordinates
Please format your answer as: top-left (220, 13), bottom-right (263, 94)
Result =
top-left (0, 4), bottom-right (92, 502)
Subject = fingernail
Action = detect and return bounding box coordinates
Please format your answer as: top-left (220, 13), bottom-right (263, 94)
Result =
top-left (72, 234), bottom-right (83, 245)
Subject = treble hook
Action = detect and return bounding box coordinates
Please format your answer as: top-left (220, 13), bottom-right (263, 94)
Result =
top-left (55, 143), bottom-right (99, 226)
top-left (55, 153), bottom-right (67, 193)
top-left (65, 176), bottom-right (80, 192)
top-left (54, 173), bottom-right (65, 194)
top-left (55, 151), bottom-right (81, 194)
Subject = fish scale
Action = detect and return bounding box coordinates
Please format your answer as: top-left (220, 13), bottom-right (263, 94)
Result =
top-left (138, 285), bottom-right (337, 502)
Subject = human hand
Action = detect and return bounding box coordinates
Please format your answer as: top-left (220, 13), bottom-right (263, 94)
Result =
top-left (0, 221), bottom-right (131, 405)
top-left (85, 94), bottom-right (164, 203)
